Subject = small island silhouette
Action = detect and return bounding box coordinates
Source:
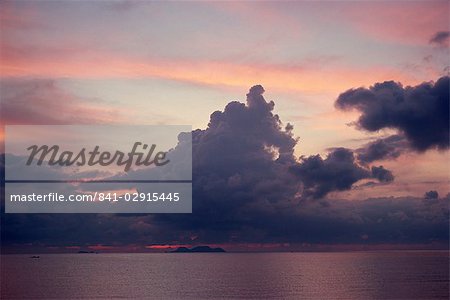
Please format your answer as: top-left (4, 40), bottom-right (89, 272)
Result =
top-left (170, 246), bottom-right (225, 253)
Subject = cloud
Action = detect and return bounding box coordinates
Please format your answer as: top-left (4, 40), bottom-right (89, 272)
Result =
top-left (2, 52), bottom-right (420, 94)
top-left (336, 76), bottom-right (449, 152)
top-left (2, 193), bottom-right (448, 248)
top-left (424, 190), bottom-right (439, 200)
top-left (370, 165), bottom-right (394, 183)
top-left (356, 134), bottom-right (408, 164)
top-left (153, 85), bottom-right (301, 236)
top-left (429, 31), bottom-right (449, 46)
top-left (144, 86), bottom-right (396, 246)
top-left (290, 148), bottom-right (391, 200)
top-left (187, 86), bottom-right (391, 205)
top-left (0, 79), bottom-right (125, 125)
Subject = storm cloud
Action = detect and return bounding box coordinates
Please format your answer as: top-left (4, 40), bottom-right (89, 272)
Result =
top-left (144, 86), bottom-right (398, 243)
top-left (188, 86), bottom-right (391, 205)
top-left (335, 76), bottom-right (449, 152)
top-left (370, 165), bottom-right (394, 183)
top-left (356, 134), bottom-right (408, 165)
top-left (290, 148), bottom-right (392, 200)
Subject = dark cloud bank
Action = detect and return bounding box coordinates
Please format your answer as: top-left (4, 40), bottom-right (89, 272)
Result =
top-left (337, 76), bottom-right (449, 164)
top-left (1, 79), bottom-right (449, 251)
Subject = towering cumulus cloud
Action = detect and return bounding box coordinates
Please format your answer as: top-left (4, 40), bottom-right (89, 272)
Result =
top-left (336, 76), bottom-right (449, 162)
top-left (151, 86), bottom-right (398, 242)
top-left (179, 85), bottom-right (301, 236)
top-left (159, 86), bottom-right (394, 233)
top-left (190, 85), bottom-right (391, 205)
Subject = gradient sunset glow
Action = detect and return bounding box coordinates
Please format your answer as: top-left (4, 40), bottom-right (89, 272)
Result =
top-left (1, 1), bottom-right (449, 252)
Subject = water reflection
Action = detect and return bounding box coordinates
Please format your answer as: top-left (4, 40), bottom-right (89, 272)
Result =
top-left (2, 251), bottom-right (449, 299)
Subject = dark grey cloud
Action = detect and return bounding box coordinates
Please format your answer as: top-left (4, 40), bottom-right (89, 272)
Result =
top-left (356, 134), bottom-right (408, 165)
top-left (424, 190), bottom-right (439, 200)
top-left (289, 148), bottom-right (391, 200)
top-left (147, 88), bottom-right (396, 244)
top-left (152, 85), bottom-right (302, 238)
top-left (336, 76), bottom-right (449, 152)
top-left (188, 87), bottom-right (391, 203)
top-left (371, 165), bottom-right (394, 183)
top-left (2, 192), bottom-right (448, 248)
top-left (429, 31), bottom-right (449, 46)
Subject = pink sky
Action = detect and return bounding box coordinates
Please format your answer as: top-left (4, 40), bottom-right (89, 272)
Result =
top-left (1, 1), bottom-right (448, 199)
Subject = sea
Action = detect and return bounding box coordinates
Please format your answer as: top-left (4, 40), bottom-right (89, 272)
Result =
top-left (1, 251), bottom-right (448, 299)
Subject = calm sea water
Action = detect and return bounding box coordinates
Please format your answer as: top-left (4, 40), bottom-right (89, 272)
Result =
top-left (1, 251), bottom-right (448, 299)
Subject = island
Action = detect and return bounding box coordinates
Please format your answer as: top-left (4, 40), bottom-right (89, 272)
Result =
top-left (170, 246), bottom-right (225, 253)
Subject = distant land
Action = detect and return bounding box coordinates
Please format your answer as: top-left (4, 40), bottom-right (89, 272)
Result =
top-left (170, 246), bottom-right (226, 253)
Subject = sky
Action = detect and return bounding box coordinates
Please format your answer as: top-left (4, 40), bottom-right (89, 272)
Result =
top-left (0, 1), bottom-right (449, 252)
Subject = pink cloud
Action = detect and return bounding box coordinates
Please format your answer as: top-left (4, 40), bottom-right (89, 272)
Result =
top-left (339, 1), bottom-right (448, 45)
top-left (1, 78), bottom-right (131, 126)
top-left (1, 49), bottom-right (434, 95)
